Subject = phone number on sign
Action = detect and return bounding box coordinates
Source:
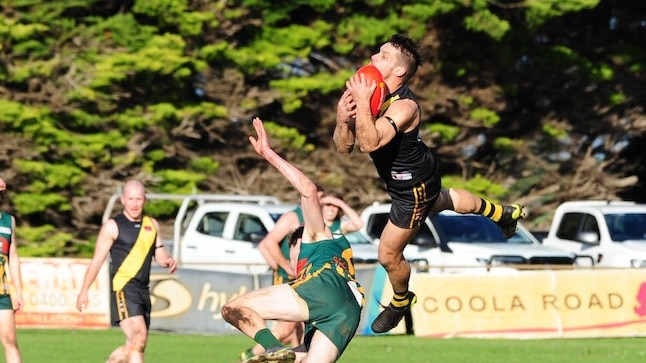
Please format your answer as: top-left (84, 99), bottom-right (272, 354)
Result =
top-left (27, 291), bottom-right (103, 309)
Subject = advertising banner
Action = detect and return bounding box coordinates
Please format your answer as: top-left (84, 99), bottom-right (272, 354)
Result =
top-left (361, 264), bottom-right (409, 335)
top-left (411, 269), bottom-right (646, 338)
top-left (18, 258), bottom-right (646, 339)
top-left (14, 258), bottom-right (374, 335)
top-left (149, 266), bottom-right (272, 334)
top-left (149, 265), bottom-right (377, 335)
top-left (16, 257), bottom-right (110, 329)
top-left (353, 265), bottom-right (378, 335)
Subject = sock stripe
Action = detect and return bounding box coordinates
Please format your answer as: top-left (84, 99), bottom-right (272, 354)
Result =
top-left (391, 292), bottom-right (411, 308)
top-left (479, 199), bottom-right (504, 222)
top-left (393, 295), bottom-right (408, 302)
top-left (483, 202), bottom-right (493, 217)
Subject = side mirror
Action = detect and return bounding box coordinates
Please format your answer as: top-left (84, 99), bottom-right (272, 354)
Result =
top-left (411, 234), bottom-right (434, 247)
top-left (410, 229), bottom-right (437, 248)
top-left (249, 232), bottom-right (267, 244)
top-left (409, 258), bottom-right (429, 273)
top-left (576, 231), bottom-right (600, 245)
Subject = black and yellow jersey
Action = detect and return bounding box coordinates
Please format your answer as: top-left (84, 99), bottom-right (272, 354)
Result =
top-left (110, 213), bottom-right (157, 291)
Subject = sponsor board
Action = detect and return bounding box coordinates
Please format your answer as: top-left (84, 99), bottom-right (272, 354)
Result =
top-left (148, 266), bottom-right (269, 334)
top-left (148, 266), bottom-right (376, 335)
top-left (16, 258), bottom-right (110, 329)
top-left (411, 269), bottom-right (646, 338)
top-left (19, 258), bottom-right (645, 339)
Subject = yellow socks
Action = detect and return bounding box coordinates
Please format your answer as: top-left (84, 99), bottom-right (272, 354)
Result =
top-left (391, 291), bottom-right (411, 308)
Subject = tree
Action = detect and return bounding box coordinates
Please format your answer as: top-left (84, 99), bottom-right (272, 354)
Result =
top-left (0, 0), bottom-right (643, 255)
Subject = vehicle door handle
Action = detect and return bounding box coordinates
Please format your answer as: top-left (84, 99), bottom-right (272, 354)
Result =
top-left (225, 250), bottom-right (235, 254)
top-left (186, 245), bottom-right (196, 249)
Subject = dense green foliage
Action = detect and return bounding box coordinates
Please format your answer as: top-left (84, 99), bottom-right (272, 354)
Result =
top-left (1, 0), bottom-right (644, 255)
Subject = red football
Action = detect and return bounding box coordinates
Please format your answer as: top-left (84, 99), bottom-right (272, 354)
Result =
top-left (355, 65), bottom-right (388, 117)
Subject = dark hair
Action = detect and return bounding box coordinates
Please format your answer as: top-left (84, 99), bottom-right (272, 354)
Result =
top-left (289, 225), bottom-right (305, 246)
top-left (388, 34), bottom-right (422, 83)
top-left (323, 191), bottom-right (344, 220)
top-left (325, 190), bottom-right (343, 201)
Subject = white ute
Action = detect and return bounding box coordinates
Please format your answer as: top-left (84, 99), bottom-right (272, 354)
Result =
top-left (360, 202), bottom-right (581, 273)
top-left (542, 200), bottom-right (646, 267)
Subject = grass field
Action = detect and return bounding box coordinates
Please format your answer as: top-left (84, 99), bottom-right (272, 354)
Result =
top-left (17, 328), bottom-right (646, 363)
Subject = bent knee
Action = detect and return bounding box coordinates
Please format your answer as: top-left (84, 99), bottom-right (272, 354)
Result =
top-left (221, 304), bottom-right (238, 323)
top-left (377, 241), bottom-right (405, 262)
top-left (127, 336), bottom-right (147, 352)
top-left (377, 249), bottom-right (405, 269)
top-left (378, 255), bottom-right (404, 269)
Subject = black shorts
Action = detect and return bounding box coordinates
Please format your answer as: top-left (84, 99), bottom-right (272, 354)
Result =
top-left (387, 175), bottom-right (441, 229)
top-left (110, 285), bottom-right (151, 327)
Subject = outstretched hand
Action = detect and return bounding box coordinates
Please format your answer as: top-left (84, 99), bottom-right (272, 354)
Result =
top-left (248, 117), bottom-right (270, 157)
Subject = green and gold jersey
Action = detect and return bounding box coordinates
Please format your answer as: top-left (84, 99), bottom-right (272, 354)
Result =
top-left (0, 212), bottom-right (12, 295)
top-left (294, 235), bottom-right (358, 284)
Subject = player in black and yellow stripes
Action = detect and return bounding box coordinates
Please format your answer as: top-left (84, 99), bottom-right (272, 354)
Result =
top-left (223, 118), bottom-right (364, 363)
top-left (76, 180), bottom-right (176, 363)
top-left (334, 34), bottom-right (525, 334)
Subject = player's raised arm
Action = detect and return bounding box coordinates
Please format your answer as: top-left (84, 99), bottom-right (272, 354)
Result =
top-left (248, 117), bottom-right (328, 242)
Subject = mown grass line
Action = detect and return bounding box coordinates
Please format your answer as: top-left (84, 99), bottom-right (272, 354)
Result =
top-left (18, 328), bottom-right (646, 363)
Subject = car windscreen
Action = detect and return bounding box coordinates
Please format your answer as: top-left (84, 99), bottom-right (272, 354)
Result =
top-left (432, 214), bottom-right (531, 244)
top-left (343, 231), bottom-right (372, 245)
top-left (606, 213), bottom-right (646, 242)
